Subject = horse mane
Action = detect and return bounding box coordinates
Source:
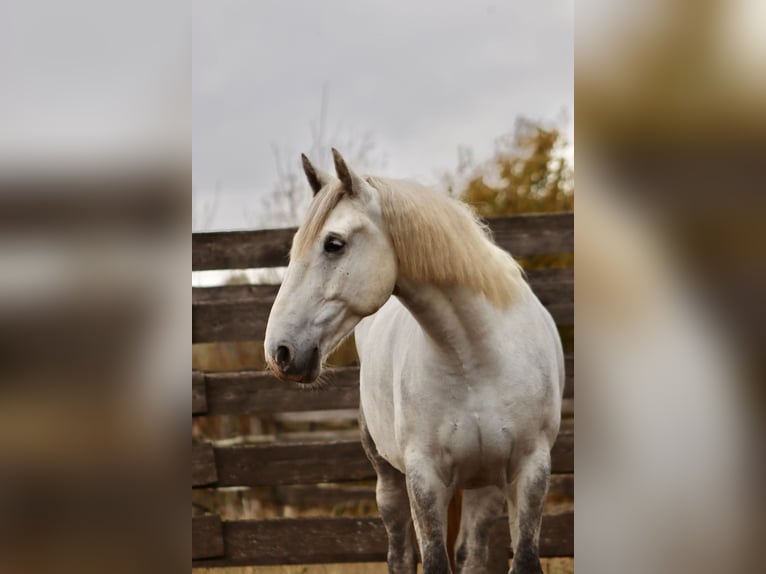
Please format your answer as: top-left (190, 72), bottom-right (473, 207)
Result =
top-left (291, 176), bottom-right (526, 308)
top-left (369, 176), bottom-right (525, 307)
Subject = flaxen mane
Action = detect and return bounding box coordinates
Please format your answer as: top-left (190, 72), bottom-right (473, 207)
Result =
top-left (291, 176), bottom-right (525, 307)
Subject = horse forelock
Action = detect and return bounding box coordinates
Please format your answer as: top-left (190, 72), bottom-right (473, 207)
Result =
top-left (290, 180), bottom-right (347, 260)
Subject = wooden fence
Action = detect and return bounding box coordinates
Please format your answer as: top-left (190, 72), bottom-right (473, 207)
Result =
top-left (192, 212), bottom-right (574, 569)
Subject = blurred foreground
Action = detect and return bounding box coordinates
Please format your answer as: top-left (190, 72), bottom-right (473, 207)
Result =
top-left (0, 2), bottom-right (188, 573)
top-left (0, 174), bottom-right (189, 574)
top-left (576, 0), bottom-right (765, 572)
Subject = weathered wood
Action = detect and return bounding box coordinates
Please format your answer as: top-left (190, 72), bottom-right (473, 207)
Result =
top-left (550, 473), bottom-right (575, 499)
top-left (193, 268), bottom-right (572, 306)
top-left (537, 511), bottom-right (574, 558)
top-left (192, 371), bottom-right (207, 414)
top-left (192, 422), bottom-right (573, 488)
top-left (192, 514), bottom-right (224, 560)
top-left (490, 213), bottom-right (574, 259)
top-left (546, 302), bottom-right (573, 326)
top-left (192, 285), bottom-right (279, 344)
top-left (191, 354), bottom-right (573, 417)
top-left (271, 429), bottom-right (362, 443)
top-left (192, 283), bottom-right (280, 303)
top-left (554, 420), bottom-right (574, 472)
top-left (272, 484), bottom-right (378, 508)
top-left (191, 511), bottom-right (573, 567)
top-left (192, 443), bottom-right (218, 487)
top-left (273, 408), bottom-right (359, 425)
top-left (193, 300), bottom-right (572, 343)
top-left (212, 440), bottom-right (375, 487)
top-left (203, 366), bottom-right (362, 414)
top-left (523, 268), bottom-right (575, 307)
top-left (262, 472), bottom-right (572, 509)
top-left (193, 372), bottom-right (573, 415)
top-left (192, 212), bottom-right (573, 271)
top-left (193, 227), bottom-right (295, 272)
top-left (192, 269), bottom-right (573, 343)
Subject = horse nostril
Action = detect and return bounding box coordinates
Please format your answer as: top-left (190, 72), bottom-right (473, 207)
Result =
top-left (275, 345), bottom-right (291, 370)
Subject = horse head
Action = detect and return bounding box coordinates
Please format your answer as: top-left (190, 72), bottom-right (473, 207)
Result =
top-left (264, 150), bottom-right (397, 383)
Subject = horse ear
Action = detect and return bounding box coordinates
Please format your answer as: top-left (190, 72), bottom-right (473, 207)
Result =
top-left (332, 148), bottom-right (367, 197)
top-left (301, 153), bottom-right (332, 196)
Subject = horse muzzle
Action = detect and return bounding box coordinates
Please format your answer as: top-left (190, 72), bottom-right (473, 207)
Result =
top-left (266, 342), bottom-right (321, 384)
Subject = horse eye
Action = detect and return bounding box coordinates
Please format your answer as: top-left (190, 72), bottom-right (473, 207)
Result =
top-left (323, 236), bottom-right (345, 253)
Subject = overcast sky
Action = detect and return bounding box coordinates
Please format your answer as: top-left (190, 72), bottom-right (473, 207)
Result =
top-left (193, 0), bottom-right (573, 231)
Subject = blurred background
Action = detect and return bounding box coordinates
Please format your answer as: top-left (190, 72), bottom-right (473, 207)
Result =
top-left (192, 0), bottom-right (573, 234)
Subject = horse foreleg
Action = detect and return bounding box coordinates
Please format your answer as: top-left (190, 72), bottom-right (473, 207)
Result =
top-left (405, 462), bottom-right (453, 574)
top-left (506, 448), bottom-right (551, 574)
top-left (376, 463), bottom-right (418, 573)
top-left (360, 414), bottom-right (417, 574)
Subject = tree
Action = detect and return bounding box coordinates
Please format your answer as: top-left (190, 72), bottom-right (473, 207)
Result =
top-left (446, 117), bottom-right (573, 217)
top-left (445, 117), bottom-right (574, 276)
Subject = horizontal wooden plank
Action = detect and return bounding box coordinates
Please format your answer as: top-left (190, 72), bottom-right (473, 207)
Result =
top-left (193, 301), bottom-right (572, 344)
top-left (192, 422), bottom-right (573, 488)
top-left (272, 484), bottom-right (378, 508)
top-left (191, 510), bottom-right (573, 567)
top-left (536, 511), bottom-right (574, 558)
top-left (192, 371), bottom-right (207, 414)
top-left (262, 473), bottom-right (572, 509)
top-left (212, 439), bottom-right (375, 487)
top-left (192, 212), bottom-right (573, 271)
top-left (193, 227), bottom-right (294, 272)
top-left (192, 354), bottom-right (572, 416)
top-left (192, 268), bottom-right (572, 306)
top-left (192, 514), bottom-right (224, 560)
top-left (550, 473), bottom-right (574, 499)
top-left (192, 284), bottom-right (278, 344)
top-left (553, 421), bottom-right (574, 473)
top-left (192, 268), bottom-right (573, 343)
top-left (490, 213), bottom-right (574, 261)
top-left (273, 408), bottom-right (360, 424)
top-left (200, 366), bottom-right (361, 414)
top-left (194, 367), bottom-right (329, 416)
top-left (523, 267), bottom-right (575, 308)
top-left (546, 302), bottom-right (573, 326)
top-left (192, 443), bottom-right (218, 487)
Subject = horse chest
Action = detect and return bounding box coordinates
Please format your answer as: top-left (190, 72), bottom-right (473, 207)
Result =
top-left (364, 368), bottom-right (519, 480)
top-left (420, 389), bottom-right (515, 467)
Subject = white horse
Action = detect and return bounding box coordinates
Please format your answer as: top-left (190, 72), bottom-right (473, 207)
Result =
top-left (264, 150), bottom-right (565, 574)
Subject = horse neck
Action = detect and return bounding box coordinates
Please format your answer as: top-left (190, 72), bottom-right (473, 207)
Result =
top-left (394, 277), bottom-right (509, 371)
